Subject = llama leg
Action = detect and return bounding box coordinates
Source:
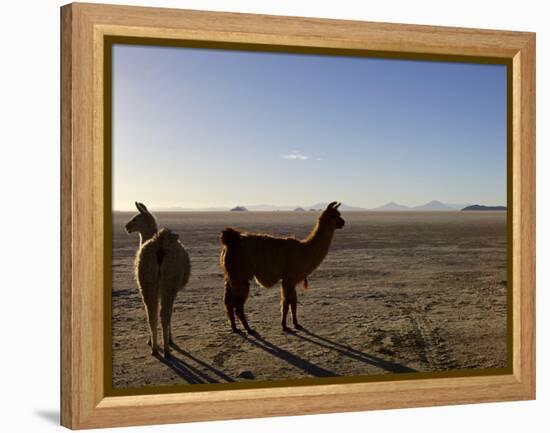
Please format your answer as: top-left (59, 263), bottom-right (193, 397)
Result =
top-left (287, 287), bottom-right (302, 330)
top-left (234, 281), bottom-right (253, 333)
top-left (235, 300), bottom-right (252, 333)
top-left (281, 299), bottom-right (291, 332)
top-left (160, 288), bottom-right (177, 358)
top-left (143, 290), bottom-right (159, 355)
top-left (280, 282), bottom-right (292, 332)
top-left (224, 280), bottom-right (238, 332)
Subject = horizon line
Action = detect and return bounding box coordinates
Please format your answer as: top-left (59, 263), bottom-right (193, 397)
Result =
top-left (113, 200), bottom-right (507, 212)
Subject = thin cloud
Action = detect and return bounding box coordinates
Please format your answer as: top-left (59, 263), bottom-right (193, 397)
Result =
top-left (280, 151), bottom-right (309, 160)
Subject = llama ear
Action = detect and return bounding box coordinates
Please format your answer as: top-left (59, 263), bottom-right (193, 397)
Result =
top-left (327, 201), bottom-right (338, 210)
top-left (135, 202), bottom-right (149, 214)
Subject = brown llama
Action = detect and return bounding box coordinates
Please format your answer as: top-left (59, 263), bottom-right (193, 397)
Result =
top-left (220, 201), bottom-right (345, 333)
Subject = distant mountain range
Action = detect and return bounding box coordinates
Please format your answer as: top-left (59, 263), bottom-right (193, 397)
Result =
top-left (156, 202), bottom-right (368, 212)
top-left (148, 200), bottom-right (504, 212)
top-left (373, 201), bottom-right (411, 211)
top-left (372, 200), bottom-right (472, 211)
top-left (461, 205), bottom-right (507, 211)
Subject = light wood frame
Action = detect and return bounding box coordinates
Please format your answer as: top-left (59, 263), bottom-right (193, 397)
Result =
top-left (61, 2), bottom-right (536, 429)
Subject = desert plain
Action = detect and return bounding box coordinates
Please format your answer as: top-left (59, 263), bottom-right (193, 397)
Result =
top-left (111, 211), bottom-right (507, 389)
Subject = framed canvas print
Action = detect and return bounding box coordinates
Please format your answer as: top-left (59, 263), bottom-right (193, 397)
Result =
top-left (60, 2), bottom-right (536, 429)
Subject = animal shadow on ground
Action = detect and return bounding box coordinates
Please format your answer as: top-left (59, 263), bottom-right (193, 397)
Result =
top-left (155, 344), bottom-right (235, 384)
top-left (241, 333), bottom-right (338, 378)
top-left (291, 328), bottom-right (417, 374)
top-left (171, 343), bottom-right (235, 382)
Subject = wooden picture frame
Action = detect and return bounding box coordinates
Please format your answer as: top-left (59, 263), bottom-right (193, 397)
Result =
top-left (60, 2), bottom-right (535, 429)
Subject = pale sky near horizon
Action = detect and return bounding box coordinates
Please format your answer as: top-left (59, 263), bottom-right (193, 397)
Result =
top-left (112, 44), bottom-right (507, 211)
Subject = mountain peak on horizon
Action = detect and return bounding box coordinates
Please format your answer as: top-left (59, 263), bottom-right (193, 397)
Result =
top-left (413, 200), bottom-right (453, 211)
top-left (373, 202), bottom-right (411, 211)
top-left (373, 200), bottom-right (466, 211)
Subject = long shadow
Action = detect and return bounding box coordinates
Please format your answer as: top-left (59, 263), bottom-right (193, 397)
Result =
top-left (154, 353), bottom-right (219, 384)
top-left (171, 343), bottom-right (235, 383)
top-left (242, 333), bottom-right (338, 378)
top-left (35, 409), bottom-right (59, 425)
top-left (291, 328), bottom-right (416, 374)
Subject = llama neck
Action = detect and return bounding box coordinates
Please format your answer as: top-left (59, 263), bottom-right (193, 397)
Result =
top-left (138, 223), bottom-right (158, 246)
top-left (303, 219), bottom-right (335, 273)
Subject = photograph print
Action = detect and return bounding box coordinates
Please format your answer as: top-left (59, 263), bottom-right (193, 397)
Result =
top-left (109, 42), bottom-right (509, 392)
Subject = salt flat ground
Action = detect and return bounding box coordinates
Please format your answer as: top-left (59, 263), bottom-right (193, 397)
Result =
top-left (111, 211), bottom-right (507, 389)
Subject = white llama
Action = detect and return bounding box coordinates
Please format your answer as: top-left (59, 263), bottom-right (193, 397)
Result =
top-left (125, 202), bottom-right (191, 358)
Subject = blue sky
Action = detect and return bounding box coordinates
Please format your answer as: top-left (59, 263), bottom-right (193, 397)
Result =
top-left (112, 44), bottom-right (507, 210)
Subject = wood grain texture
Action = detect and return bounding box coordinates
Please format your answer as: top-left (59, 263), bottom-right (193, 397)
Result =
top-left (512, 35), bottom-right (536, 395)
top-left (76, 2), bottom-right (533, 57)
top-left (60, 4), bottom-right (73, 429)
top-left (60, 2), bottom-right (536, 429)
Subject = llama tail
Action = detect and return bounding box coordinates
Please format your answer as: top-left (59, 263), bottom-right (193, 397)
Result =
top-left (220, 228), bottom-right (241, 247)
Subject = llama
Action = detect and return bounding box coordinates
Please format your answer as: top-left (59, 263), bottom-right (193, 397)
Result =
top-left (125, 202), bottom-right (191, 357)
top-left (220, 201), bottom-right (345, 333)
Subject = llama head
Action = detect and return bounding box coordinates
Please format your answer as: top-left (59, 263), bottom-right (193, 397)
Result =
top-left (319, 201), bottom-right (345, 230)
top-left (125, 202), bottom-right (158, 239)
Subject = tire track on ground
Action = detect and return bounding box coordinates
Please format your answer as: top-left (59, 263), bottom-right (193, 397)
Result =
top-left (407, 303), bottom-right (459, 371)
